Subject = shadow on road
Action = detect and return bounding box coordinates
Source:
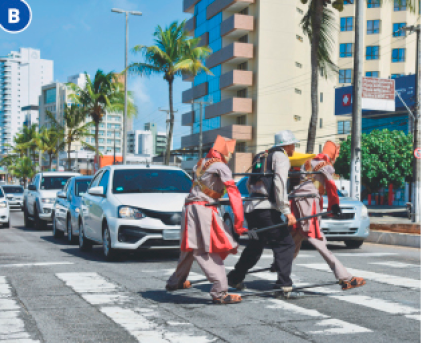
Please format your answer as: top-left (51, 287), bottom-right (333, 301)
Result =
top-left (13, 225), bottom-right (51, 233)
top-left (139, 289), bottom-right (211, 305)
top-left (40, 235), bottom-right (72, 246)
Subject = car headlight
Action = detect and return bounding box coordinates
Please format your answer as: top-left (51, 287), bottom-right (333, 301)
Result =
top-left (0, 201), bottom-right (7, 208)
top-left (41, 198), bottom-right (55, 204)
top-left (118, 206), bottom-right (146, 219)
top-left (75, 208), bottom-right (80, 213)
top-left (361, 205), bottom-right (368, 218)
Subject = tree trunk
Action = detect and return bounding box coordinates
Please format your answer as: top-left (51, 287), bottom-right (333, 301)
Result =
top-left (165, 79), bottom-right (175, 166)
top-left (67, 135), bottom-right (72, 171)
top-left (95, 122), bottom-right (99, 172)
top-left (49, 153), bottom-right (53, 171)
top-left (306, 0), bottom-right (324, 154)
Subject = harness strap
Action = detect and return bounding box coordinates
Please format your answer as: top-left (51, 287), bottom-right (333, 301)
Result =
top-left (193, 158), bottom-right (225, 199)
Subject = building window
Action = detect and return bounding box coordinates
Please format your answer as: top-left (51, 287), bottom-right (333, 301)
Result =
top-left (366, 46), bottom-right (380, 60)
top-left (366, 71), bottom-right (379, 77)
top-left (237, 62), bottom-right (248, 70)
top-left (237, 142), bottom-right (246, 152)
top-left (236, 115), bottom-right (246, 125)
top-left (297, 7), bottom-right (303, 14)
top-left (295, 62), bottom-right (303, 68)
top-left (320, 67), bottom-right (325, 77)
top-left (320, 92), bottom-right (323, 103)
top-left (393, 23), bottom-right (406, 36)
top-left (338, 121), bottom-right (351, 134)
top-left (295, 88), bottom-right (302, 95)
top-left (392, 48), bottom-right (405, 62)
top-left (239, 7), bottom-right (249, 15)
top-left (319, 145), bottom-right (322, 153)
top-left (394, 0), bottom-right (406, 11)
top-left (239, 34), bottom-right (248, 43)
top-left (367, 0), bottom-right (381, 8)
top-left (237, 89), bottom-right (247, 98)
top-left (339, 69), bottom-right (352, 83)
top-left (391, 73), bottom-right (404, 79)
top-left (345, 0), bottom-right (354, 3)
top-left (320, 118), bottom-right (323, 128)
top-left (367, 20), bottom-right (380, 34)
top-left (296, 35), bottom-right (303, 42)
top-left (340, 43), bottom-right (353, 57)
top-left (340, 17), bottom-right (354, 31)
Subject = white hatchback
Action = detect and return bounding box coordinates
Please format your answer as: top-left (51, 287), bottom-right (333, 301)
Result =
top-left (79, 165), bottom-right (191, 260)
top-left (0, 186), bottom-right (10, 228)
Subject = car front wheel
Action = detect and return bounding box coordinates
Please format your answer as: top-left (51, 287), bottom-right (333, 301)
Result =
top-left (344, 240), bottom-right (364, 249)
top-left (79, 220), bottom-right (92, 252)
top-left (103, 224), bottom-right (118, 261)
top-left (23, 205), bottom-right (33, 228)
top-left (67, 216), bottom-right (77, 244)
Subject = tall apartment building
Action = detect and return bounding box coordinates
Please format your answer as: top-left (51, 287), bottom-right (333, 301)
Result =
top-left (128, 123), bottom-right (170, 156)
top-left (181, 0), bottom-right (338, 172)
top-left (0, 48), bottom-right (53, 155)
top-left (336, 0), bottom-right (419, 140)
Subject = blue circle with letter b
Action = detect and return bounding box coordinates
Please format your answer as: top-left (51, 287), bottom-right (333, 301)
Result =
top-left (0, 0), bottom-right (32, 34)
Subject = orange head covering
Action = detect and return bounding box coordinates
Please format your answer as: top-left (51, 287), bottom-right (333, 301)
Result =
top-left (322, 141), bottom-right (340, 164)
top-left (212, 135), bottom-right (236, 156)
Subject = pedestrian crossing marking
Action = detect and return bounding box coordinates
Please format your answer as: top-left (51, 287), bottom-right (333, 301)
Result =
top-left (297, 264), bottom-right (421, 289)
top-left (308, 318), bottom-right (372, 335)
top-left (334, 253), bottom-right (399, 257)
top-left (0, 262), bottom-right (74, 268)
top-left (369, 261), bottom-right (419, 268)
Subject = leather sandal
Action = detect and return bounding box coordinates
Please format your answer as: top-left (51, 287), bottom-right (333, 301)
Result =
top-left (212, 294), bottom-right (242, 305)
top-left (340, 277), bottom-right (366, 290)
top-left (165, 280), bottom-right (191, 292)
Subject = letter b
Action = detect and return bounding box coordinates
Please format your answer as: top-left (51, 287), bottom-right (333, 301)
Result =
top-left (8, 9), bottom-right (20, 24)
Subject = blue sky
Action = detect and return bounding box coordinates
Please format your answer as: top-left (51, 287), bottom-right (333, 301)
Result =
top-left (0, 0), bottom-right (194, 148)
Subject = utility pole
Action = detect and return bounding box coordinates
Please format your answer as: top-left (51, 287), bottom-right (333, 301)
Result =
top-left (349, 0), bottom-right (364, 200)
top-left (190, 100), bottom-right (212, 159)
top-left (159, 108), bottom-right (178, 163)
top-left (402, 25), bottom-right (421, 222)
top-left (113, 129), bottom-right (117, 165)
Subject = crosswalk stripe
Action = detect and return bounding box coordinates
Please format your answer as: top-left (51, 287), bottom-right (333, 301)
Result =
top-left (369, 261), bottom-right (419, 268)
top-left (56, 272), bottom-right (217, 343)
top-left (0, 262), bottom-right (74, 268)
top-left (308, 318), bottom-right (372, 335)
top-left (297, 263), bottom-right (421, 289)
top-left (334, 253), bottom-right (399, 257)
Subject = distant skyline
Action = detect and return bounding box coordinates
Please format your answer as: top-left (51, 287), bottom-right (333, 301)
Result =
top-left (0, 0), bottom-right (193, 148)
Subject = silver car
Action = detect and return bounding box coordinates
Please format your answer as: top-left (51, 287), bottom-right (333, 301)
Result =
top-left (2, 185), bottom-right (24, 210)
top-left (221, 177), bottom-right (370, 248)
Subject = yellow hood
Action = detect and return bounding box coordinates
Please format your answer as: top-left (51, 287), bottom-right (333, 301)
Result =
top-left (289, 152), bottom-right (316, 167)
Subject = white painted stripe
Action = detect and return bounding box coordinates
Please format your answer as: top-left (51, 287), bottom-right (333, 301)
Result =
top-left (406, 314), bottom-right (421, 321)
top-left (0, 283), bottom-right (12, 297)
top-left (297, 264), bottom-right (421, 289)
top-left (0, 299), bottom-right (20, 311)
top-left (335, 253), bottom-right (398, 257)
top-left (369, 261), bottom-right (419, 268)
top-left (308, 319), bottom-right (372, 335)
top-left (56, 273), bottom-right (118, 293)
top-left (266, 299), bottom-right (329, 318)
top-left (0, 262), bottom-right (74, 268)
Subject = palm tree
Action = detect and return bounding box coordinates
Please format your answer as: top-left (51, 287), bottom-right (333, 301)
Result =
top-left (9, 157), bottom-right (36, 188)
top-left (69, 71), bottom-right (137, 166)
top-left (36, 128), bottom-right (63, 171)
top-left (128, 20), bottom-right (211, 165)
top-left (46, 105), bottom-right (95, 171)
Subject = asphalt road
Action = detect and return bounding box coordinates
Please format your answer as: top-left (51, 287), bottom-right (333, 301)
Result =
top-left (0, 210), bottom-right (420, 343)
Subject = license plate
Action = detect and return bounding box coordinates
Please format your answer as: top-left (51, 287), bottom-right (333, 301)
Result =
top-left (163, 230), bottom-right (180, 241)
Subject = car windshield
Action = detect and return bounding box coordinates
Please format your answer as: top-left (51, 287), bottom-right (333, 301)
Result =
top-left (2, 186), bottom-right (23, 194)
top-left (75, 180), bottom-right (91, 197)
top-left (0, 188), bottom-right (4, 198)
top-left (337, 190), bottom-right (344, 197)
top-left (40, 177), bottom-right (72, 190)
top-left (112, 169), bottom-right (192, 194)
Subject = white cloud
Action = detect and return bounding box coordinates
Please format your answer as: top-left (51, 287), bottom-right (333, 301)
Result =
top-left (129, 77), bottom-right (151, 105)
top-left (63, 24), bottom-right (76, 31)
top-left (110, 0), bottom-right (139, 10)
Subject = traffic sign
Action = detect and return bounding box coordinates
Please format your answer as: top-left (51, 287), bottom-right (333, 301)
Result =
top-left (0, 0), bottom-right (32, 34)
top-left (342, 94), bottom-right (352, 106)
top-left (415, 148), bottom-right (421, 159)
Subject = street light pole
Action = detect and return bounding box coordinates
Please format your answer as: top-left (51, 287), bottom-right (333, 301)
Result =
top-left (159, 108), bottom-right (178, 163)
top-left (191, 100), bottom-right (212, 159)
top-left (111, 8), bottom-right (142, 165)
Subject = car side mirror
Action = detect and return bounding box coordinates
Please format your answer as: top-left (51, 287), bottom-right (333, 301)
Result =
top-left (57, 191), bottom-right (66, 199)
top-left (88, 186), bottom-right (105, 197)
top-left (28, 185), bottom-right (36, 191)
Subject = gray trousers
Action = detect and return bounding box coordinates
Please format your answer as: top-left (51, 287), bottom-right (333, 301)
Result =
top-left (167, 248), bottom-right (228, 299)
top-left (293, 231), bottom-right (353, 282)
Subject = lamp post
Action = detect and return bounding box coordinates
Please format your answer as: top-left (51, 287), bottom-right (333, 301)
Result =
top-left (111, 8), bottom-right (142, 165)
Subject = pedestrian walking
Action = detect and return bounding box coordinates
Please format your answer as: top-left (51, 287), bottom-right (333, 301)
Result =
top-left (290, 141), bottom-right (366, 290)
top-left (166, 135), bottom-right (247, 304)
top-left (227, 130), bottom-right (297, 297)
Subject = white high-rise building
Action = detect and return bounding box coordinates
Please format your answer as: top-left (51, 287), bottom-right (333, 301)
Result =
top-left (127, 130), bottom-right (154, 156)
top-left (0, 48), bottom-right (53, 155)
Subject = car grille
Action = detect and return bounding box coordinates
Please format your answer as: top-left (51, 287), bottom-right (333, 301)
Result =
top-left (322, 212), bottom-right (355, 220)
top-left (142, 209), bottom-right (182, 226)
top-left (322, 228), bottom-right (358, 235)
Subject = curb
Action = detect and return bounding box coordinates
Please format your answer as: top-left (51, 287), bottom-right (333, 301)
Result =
top-left (366, 230), bottom-right (420, 248)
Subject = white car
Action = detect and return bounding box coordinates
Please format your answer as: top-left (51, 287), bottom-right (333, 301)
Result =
top-left (0, 187), bottom-right (10, 228)
top-left (79, 165), bottom-right (192, 260)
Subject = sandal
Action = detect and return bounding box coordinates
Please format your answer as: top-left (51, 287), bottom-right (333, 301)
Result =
top-left (340, 277), bottom-right (366, 290)
top-left (212, 294), bottom-right (242, 305)
top-left (165, 280), bottom-right (191, 292)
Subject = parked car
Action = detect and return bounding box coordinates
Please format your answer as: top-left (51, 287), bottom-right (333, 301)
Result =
top-left (221, 177), bottom-right (370, 248)
top-left (23, 172), bottom-right (81, 229)
top-left (2, 185), bottom-right (24, 210)
top-left (52, 176), bottom-right (92, 243)
top-left (79, 165), bottom-right (192, 260)
top-left (0, 187), bottom-right (10, 228)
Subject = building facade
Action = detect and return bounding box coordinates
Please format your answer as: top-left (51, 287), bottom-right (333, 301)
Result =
top-left (335, 0), bottom-right (419, 140)
top-left (0, 48), bottom-right (53, 155)
top-left (181, 0), bottom-right (339, 172)
top-left (127, 130), bottom-right (154, 155)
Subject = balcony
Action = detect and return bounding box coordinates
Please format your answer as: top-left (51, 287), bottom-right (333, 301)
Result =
top-left (181, 124), bottom-right (252, 147)
top-left (205, 97), bottom-right (252, 119)
top-left (220, 70), bottom-right (253, 90)
top-left (182, 82), bottom-right (208, 103)
top-left (206, 42), bottom-right (253, 69)
top-left (207, 0), bottom-right (254, 19)
top-left (183, 0), bottom-right (200, 13)
top-left (185, 16), bottom-right (196, 35)
top-left (221, 14), bottom-right (254, 38)
top-left (197, 32), bottom-right (209, 47)
top-left (182, 111), bottom-right (195, 126)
